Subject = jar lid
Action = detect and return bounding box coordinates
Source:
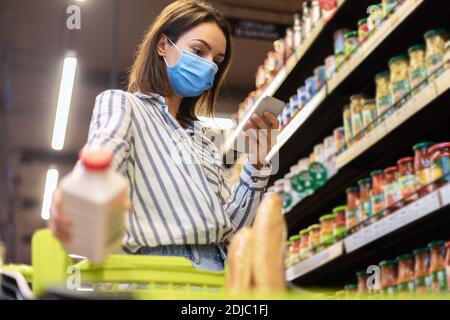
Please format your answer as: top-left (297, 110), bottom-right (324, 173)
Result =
top-left (408, 44), bottom-right (425, 55)
top-left (445, 241), bottom-right (450, 249)
top-left (346, 186), bottom-right (359, 193)
top-left (370, 169), bottom-right (384, 176)
top-left (319, 214), bottom-right (336, 222)
top-left (379, 260), bottom-right (397, 266)
top-left (344, 284), bottom-right (358, 290)
top-left (358, 177), bottom-right (371, 185)
top-left (308, 224), bottom-right (321, 231)
top-left (356, 271), bottom-right (368, 277)
top-left (344, 31), bottom-right (358, 39)
top-left (428, 240), bottom-right (446, 248)
top-left (412, 141), bottom-right (435, 151)
top-left (396, 254), bottom-right (414, 261)
top-left (289, 235), bottom-right (301, 241)
top-left (384, 166), bottom-right (398, 174)
top-left (388, 55), bottom-right (408, 66)
top-left (333, 205), bottom-right (347, 213)
top-left (300, 228), bottom-right (309, 235)
top-left (367, 4), bottom-right (382, 12)
top-left (322, 237), bottom-right (335, 245)
top-left (428, 142), bottom-right (450, 154)
top-left (374, 70), bottom-right (390, 81)
top-left (424, 28), bottom-right (448, 40)
top-left (413, 247), bottom-right (429, 255)
top-left (358, 18), bottom-right (368, 26)
top-left (397, 157), bottom-right (414, 165)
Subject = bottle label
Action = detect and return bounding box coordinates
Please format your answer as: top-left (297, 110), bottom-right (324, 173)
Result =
top-left (281, 191), bottom-right (292, 210)
top-left (416, 168), bottom-right (433, 192)
top-left (351, 114), bottom-right (364, 137)
top-left (430, 270), bottom-right (448, 292)
top-left (376, 95), bottom-right (393, 117)
top-left (363, 109), bottom-right (377, 129)
top-left (371, 193), bottom-right (385, 217)
top-left (432, 155), bottom-right (450, 184)
top-left (384, 182), bottom-right (401, 209)
top-left (398, 174), bottom-right (418, 200)
top-left (427, 53), bottom-right (444, 78)
top-left (359, 200), bottom-right (373, 222)
top-left (415, 276), bottom-right (428, 294)
top-left (409, 67), bottom-right (428, 92)
top-left (391, 80), bottom-right (411, 103)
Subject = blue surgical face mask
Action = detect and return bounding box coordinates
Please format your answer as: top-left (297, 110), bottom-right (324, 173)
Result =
top-left (164, 39), bottom-right (219, 97)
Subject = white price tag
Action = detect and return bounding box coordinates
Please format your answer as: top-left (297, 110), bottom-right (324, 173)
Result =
top-left (415, 191), bottom-right (440, 219)
top-left (386, 213), bottom-right (399, 233)
top-left (440, 184), bottom-right (450, 206)
top-left (344, 234), bottom-right (359, 253)
top-left (361, 226), bottom-right (374, 245)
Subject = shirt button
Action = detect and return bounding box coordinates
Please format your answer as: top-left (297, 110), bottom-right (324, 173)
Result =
top-left (252, 177), bottom-right (257, 183)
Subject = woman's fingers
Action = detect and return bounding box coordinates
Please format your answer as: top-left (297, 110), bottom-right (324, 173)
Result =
top-left (263, 111), bottom-right (280, 129)
top-left (250, 114), bottom-right (269, 130)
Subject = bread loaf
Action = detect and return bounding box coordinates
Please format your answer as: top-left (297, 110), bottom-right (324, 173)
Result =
top-left (252, 192), bottom-right (287, 291)
top-left (225, 227), bottom-right (254, 293)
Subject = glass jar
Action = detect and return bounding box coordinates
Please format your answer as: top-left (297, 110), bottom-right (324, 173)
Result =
top-left (413, 142), bottom-right (435, 196)
top-left (356, 271), bottom-right (369, 296)
top-left (413, 247), bottom-right (430, 295)
top-left (396, 254), bottom-right (415, 295)
top-left (345, 186), bottom-right (360, 231)
top-left (289, 95), bottom-right (300, 118)
top-left (389, 55), bottom-right (411, 105)
top-left (362, 98), bottom-right (378, 131)
top-left (319, 214), bottom-right (335, 244)
top-left (358, 178), bottom-right (373, 226)
top-left (397, 157), bottom-right (418, 204)
top-left (428, 241), bottom-right (447, 292)
top-left (334, 29), bottom-right (349, 55)
top-left (344, 31), bottom-right (359, 58)
top-left (375, 71), bottom-right (393, 121)
top-left (314, 65), bottom-right (327, 90)
top-left (308, 224), bottom-right (321, 250)
top-left (445, 241), bottom-right (450, 290)
top-left (408, 45), bottom-right (428, 95)
top-left (343, 104), bottom-right (353, 147)
top-left (325, 55), bottom-right (337, 80)
top-left (384, 166), bottom-right (402, 215)
top-left (289, 235), bottom-right (301, 255)
top-left (333, 205), bottom-right (347, 229)
top-left (424, 29), bottom-right (448, 80)
top-left (428, 142), bottom-right (450, 189)
top-left (350, 94), bottom-right (366, 140)
top-left (367, 4), bottom-right (383, 32)
top-left (333, 127), bottom-right (346, 154)
top-left (380, 260), bottom-right (398, 295)
top-left (299, 228), bottom-right (310, 259)
top-left (382, 0), bottom-right (398, 16)
top-left (371, 170), bottom-right (385, 220)
top-left (335, 52), bottom-right (346, 72)
top-left (274, 179), bottom-right (293, 212)
top-left (358, 18), bottom-right (369, 43)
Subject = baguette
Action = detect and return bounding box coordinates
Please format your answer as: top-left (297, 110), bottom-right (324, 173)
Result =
top-left (252, 192), bottom-right (287, 291)
top-left (225, 227), bottom-right (254, 293)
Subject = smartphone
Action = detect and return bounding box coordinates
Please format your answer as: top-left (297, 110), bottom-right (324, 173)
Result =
top-left (253, 96), bottom-right (286, 120)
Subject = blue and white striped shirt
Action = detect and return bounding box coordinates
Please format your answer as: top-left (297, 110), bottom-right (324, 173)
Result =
top-left (82, 89), bottom-right (271, 253)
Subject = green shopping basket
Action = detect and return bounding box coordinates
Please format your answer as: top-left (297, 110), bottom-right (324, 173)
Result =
top-left (31, 229), bottom-right (226, 300)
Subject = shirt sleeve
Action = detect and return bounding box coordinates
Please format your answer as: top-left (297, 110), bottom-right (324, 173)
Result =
top-left (83, 89), bottom-right (132, 174)
top-left (220, 160), bottom-right (272, 232)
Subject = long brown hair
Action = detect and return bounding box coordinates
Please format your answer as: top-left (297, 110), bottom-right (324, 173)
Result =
top-left (128, 0), bottom-right (232, 120)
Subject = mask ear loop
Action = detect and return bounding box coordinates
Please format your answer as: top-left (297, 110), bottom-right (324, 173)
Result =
top-left (163, 38), bottom-right (181, 67)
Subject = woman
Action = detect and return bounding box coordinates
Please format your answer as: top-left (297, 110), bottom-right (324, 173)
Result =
top-left (49, 0), bottom-right (279, 271)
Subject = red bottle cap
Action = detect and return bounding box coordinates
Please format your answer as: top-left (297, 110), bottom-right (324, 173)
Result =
top-left (384, 166), bottom-right (398, 174)
top-left (397, 157), bottom-right (414, 165)
top-left (81, 150), bottom-right (113, 171)
top-left (428, 142), bottom-right (450, 154)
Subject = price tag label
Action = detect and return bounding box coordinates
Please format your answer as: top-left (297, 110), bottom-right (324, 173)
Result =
top-left (414, 191), bottom-right (440, 219)
top-left (344, 233), bottom-right (360, 253)
top-left (440, 184), bottom-right (450, 206)
top-left (361, 226), bottom-right (374, 245)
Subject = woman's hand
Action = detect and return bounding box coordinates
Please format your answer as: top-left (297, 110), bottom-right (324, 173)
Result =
top-left (244, 111), bottom-right (280, 169)
top-left (48, 187), bottom-right (72, 243)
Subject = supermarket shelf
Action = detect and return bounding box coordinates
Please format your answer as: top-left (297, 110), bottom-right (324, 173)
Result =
top-left (266, 86), bottom-right (327, 162)
top-left (284, 71), bottom-right (450, 233)
top-left (286, 185), bottom-right (450, 286)
top-left (267, 0), bottom-right (449, 183)
top-left (286, 241), bottom-right (344, 282)
top-left (222, 0), bottom-right (396, 157)
top-left (327, 0), bottom-right (424, 93)
top-left (337, 68), bottom-right (450, 170)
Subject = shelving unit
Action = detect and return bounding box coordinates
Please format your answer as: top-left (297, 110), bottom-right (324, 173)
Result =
top-left (224, 0), bottom-right (450, 290)
top-left (286, 185), bottom-right (450, 286)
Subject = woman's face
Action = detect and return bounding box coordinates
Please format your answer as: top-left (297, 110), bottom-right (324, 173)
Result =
top-left (160, 22), bottom-right (227, 68)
